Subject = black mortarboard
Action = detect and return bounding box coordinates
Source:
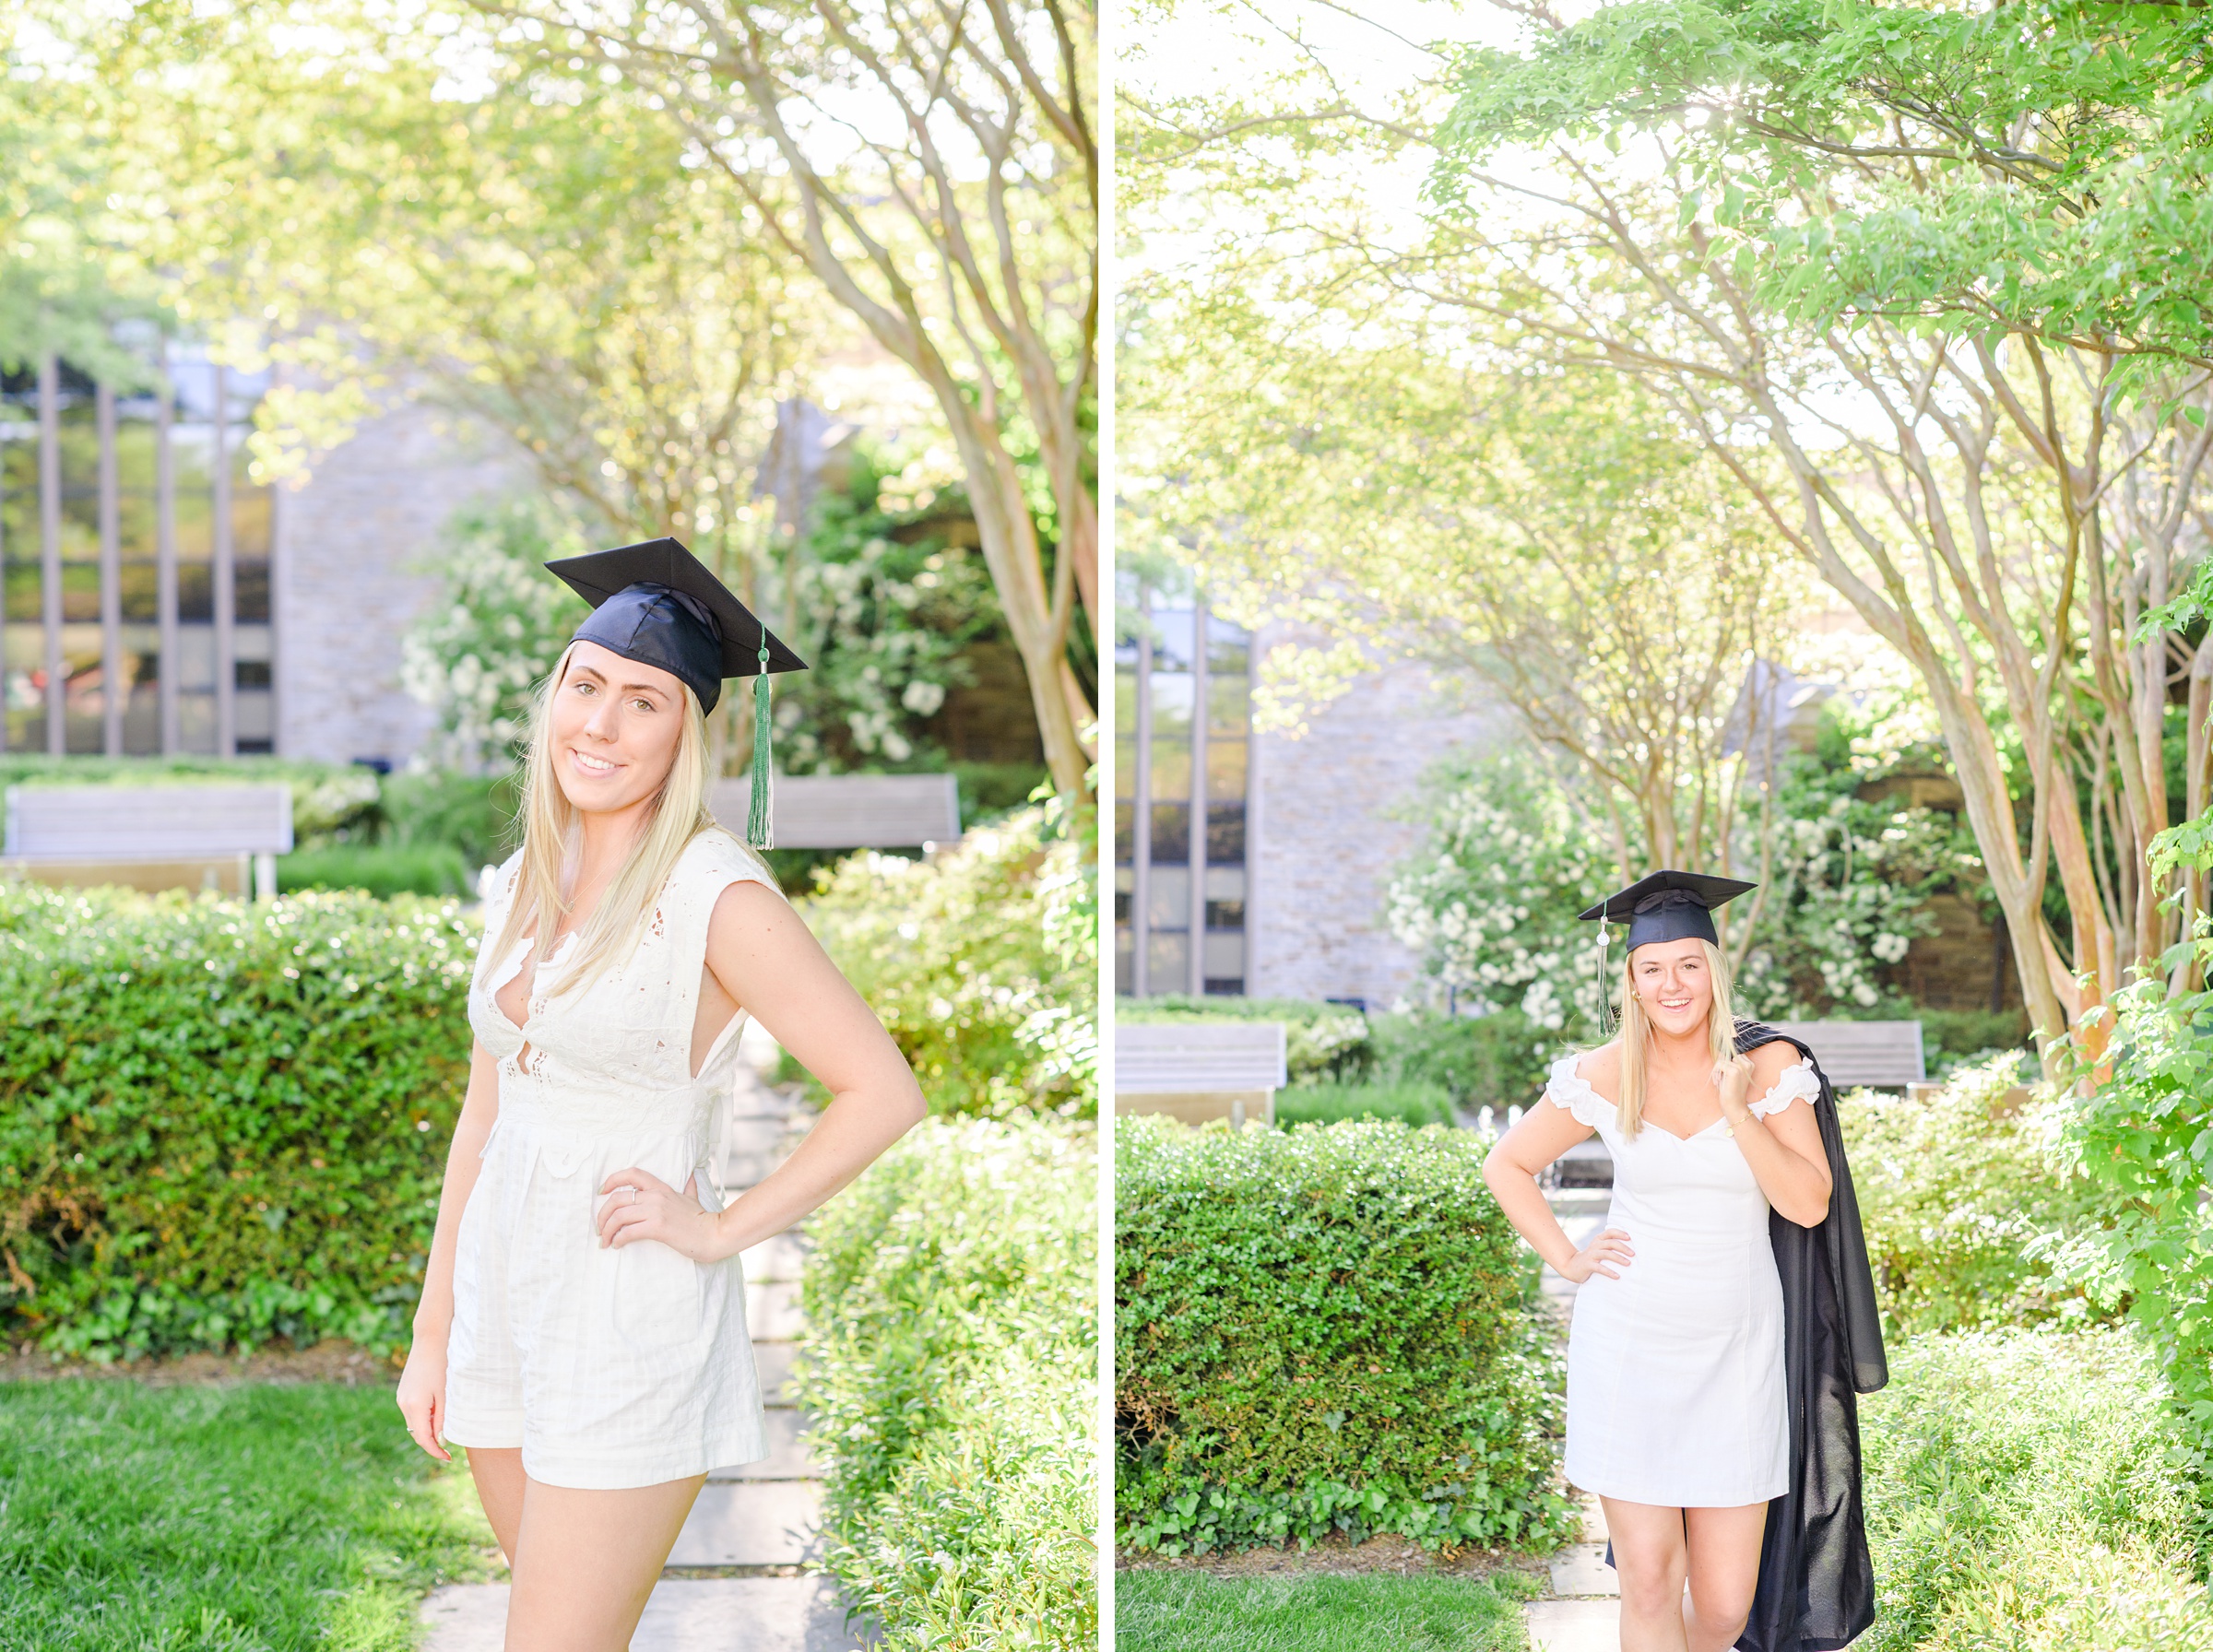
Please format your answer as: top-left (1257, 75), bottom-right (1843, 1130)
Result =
top-left (546, 536), bottom-right (807, 850)
top-left (545, 537), bottom-right (807, 716)
top-left (1580, 868), bottom-right (1757, 950)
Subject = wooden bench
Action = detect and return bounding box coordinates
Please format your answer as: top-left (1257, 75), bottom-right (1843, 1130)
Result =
top-left (706, 773), bottom-right (962, 850)
top-left (1764, 1020), bottom-right (1925, 1087)
top-left (1115, 1022), bottom-right (1287, 1129)
top-left (2, 784), bottom-right (294, 901)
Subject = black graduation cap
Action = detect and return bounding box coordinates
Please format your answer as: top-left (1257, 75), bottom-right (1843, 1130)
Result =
top-left (547, 536), bottom-right (806, 850)
top-left (545, 537), bottom-right (807, 715)
top-left (1580, 868), bottom-right (1757, 950)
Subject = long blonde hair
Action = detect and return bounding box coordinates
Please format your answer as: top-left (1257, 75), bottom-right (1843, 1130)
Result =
top-left (1614, 938), bottom-right (1738, 1139)
top-left (488, 641), bottom-right (717, 995)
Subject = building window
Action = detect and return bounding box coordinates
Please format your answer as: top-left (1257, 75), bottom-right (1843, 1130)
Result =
top-left (1115, 567), bottom-right (1252, 997)
top-left (0, 346), bottom-right (274, 757)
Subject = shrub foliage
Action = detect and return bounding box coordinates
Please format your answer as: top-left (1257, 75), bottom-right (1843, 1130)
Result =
top-left (1116, 1116), bottom-right (1576, 1557)
top-left (794, 1115), bottom-right (1096, 1651)
top-left (0, 884), bottom-right (477, 1360)
top-left (1859, 1328), bottom-right (2213, 1651)
top-left (799, 799), bottom-right (1095, 1119)
top-left (1840, 1052), bottom-right (2103, 1336)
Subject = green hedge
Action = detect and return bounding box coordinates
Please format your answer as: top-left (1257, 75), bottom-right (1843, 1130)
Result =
top-left (1275, 1080), bottom-right (1454, 1129)
top-left (799, 800), bottom-right (1095, 1119)
top-left (1840, 1053), bottom-right (2103, 1335)
top-left (1116, 1116), bottom-right (1575, 1558)
top-left (278, 844), bottom-right (476, 901)
top-left (0, 884), bottom-right (475, 1360)
top-left (1859, 1328), bottom-right (2213, 1650)
top-left (793, 1115), bottom-right (1095, 1650)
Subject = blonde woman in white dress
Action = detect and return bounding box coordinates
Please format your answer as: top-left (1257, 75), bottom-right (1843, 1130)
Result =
top-left (1483, 873), bottom-right (1834, 1652)
top-left (395, 540), bottom-right (928, 1651)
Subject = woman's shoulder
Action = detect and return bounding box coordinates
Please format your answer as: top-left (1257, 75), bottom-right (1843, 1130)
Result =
top-left (1558, 1040), bottom-right (1622, 1092)
top-left (676, 824), bottom-right (784, 901)
top-left (1543, 1041), bottom-right (1619, 1127)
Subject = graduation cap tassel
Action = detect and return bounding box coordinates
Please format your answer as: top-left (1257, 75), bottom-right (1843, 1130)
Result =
top-left (746, 637), bottom-right (775, 851)
top-left (1594, 916), bottom-right (1613, 1041)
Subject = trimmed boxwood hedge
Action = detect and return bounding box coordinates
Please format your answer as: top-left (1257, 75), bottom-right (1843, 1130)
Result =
top-left (0, 883), bottom-right (477, 1360)
top-left (1116, 1116), bottom-right (1576, 1558)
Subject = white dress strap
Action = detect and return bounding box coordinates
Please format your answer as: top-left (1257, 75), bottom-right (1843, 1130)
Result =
top-left (1542, 1053), bottom-right (1613, 1130)
top-left (1747, 1056), bottom-right (1820, 1118)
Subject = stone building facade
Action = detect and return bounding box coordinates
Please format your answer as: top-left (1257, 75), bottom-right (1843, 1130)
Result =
top-left (274, 399), bottom-right (523, 768)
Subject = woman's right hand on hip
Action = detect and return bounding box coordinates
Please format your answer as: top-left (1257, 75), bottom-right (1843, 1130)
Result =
top-left (396, 1338), bottom-right (454, 1463)
top-left (1559, 1227), bottom-right (1634, 1284)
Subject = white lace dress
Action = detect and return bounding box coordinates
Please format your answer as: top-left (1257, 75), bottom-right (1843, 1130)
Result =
top-left (440, 827), bottom-right (774, 1489)
top-left (1542, 1050), bottom-right (1821, 1508)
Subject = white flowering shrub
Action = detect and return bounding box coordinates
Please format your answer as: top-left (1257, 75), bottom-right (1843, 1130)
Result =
top-left (774, 449), bottom-right (1006, 773)
top-left (399, 500), bottom-right (590, 772)
top-left (1385, 757), bottom-right (1615, 1032)
top-left (1389, 727), bottom-right (1974, 1026)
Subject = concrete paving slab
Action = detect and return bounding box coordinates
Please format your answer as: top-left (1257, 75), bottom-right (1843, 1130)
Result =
top-left (753, 1341), bottom-right (799, 1402)
top-left (1526, 1599), bottom-right (1622, 1652)
top-left (710, 1408), bottom-right (820, 1480)
top-left (1580, 1496), bottom-right (1609, 1543)
top-left (1548, 1543), bottom-right (1619, 1598)
top-left (747, 1281), bottom-right (805, 1341)
top-left (726, 1150), bottom-right (785, 1189)
top-left (741, 1232), bottom-right (811, 1285)
top-left (419, 1576), bottom-right (876, 1651)
top-left (669, 1481), bottom-right (825, 1566)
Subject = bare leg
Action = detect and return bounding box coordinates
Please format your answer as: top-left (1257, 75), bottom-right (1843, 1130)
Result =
top-left (503, 1473), bottom-right (707, 1652)
top-left (1601, 1496), bottom-right (1689, 1652)
top-left (1681, 1503), bottom-right (1767, 1652)
top-left (465, 1446), bottom-right (527, 1567)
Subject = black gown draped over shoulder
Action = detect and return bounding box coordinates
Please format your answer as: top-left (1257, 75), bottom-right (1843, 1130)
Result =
top-left (1595, 1019), bottom-right (1888, 1650)
top-left (1733, 1020), bottom-right (1888, 1652)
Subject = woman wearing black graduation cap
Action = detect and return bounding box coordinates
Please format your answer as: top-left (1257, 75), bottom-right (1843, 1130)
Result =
top-left (392, 538), bottom-right (928, 1649)
top-left (1483, 871), bottom-right (1887, 1652)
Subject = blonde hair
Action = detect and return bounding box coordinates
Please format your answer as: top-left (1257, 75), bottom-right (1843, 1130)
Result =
top-left (488, 641), bottom-right (718, 995)
top-left (1613, 938), bottom-right (1738, 1139)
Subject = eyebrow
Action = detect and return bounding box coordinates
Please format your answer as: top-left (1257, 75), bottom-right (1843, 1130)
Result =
top-left (570, 664), bottom-right (669, 697)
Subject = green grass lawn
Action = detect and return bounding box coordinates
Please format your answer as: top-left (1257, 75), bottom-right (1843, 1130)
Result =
top-left (0, 1379), bottom-right (497, 1650)
top-left (1115, 1569), bottom-right (1534, 1652)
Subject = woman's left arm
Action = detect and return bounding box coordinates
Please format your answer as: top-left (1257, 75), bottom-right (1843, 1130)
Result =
top-left (1716, 1044), bottom-right (1833, 1228)
top-left (600, 878), bottom-right (929, 1262)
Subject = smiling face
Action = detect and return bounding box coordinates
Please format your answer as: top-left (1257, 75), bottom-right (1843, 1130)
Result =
top-left (546, 639), bottom-right (690, 816)
top-left (1627, 937), bottom-right (1715, 1040)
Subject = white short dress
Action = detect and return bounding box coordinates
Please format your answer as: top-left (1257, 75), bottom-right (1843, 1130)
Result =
top-left (1544, 1050), bottom-right (1820, 1508)
top-left (440, 827), bottom-right (775, 1489)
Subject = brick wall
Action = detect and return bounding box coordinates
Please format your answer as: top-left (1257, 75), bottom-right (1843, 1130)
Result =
top-left (1248, 633), bottom-right (1512, 1009)
top-left (275, 398), bottom-right (525, 767)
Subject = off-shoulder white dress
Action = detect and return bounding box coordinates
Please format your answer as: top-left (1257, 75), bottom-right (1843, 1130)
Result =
top-left (441, 827), bottom-right (775, 1489)
top-left (1541, 1050), bottom-right (1821, 1508)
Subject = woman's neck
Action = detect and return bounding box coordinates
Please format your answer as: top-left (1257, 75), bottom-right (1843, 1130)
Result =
top-left (1645, 1017), bottom-right (1713, 1071)
top-left (561, 800), bottom-right (652, 928)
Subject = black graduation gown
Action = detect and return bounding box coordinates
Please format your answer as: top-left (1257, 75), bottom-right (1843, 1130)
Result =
top-left (1597, 1020), bottom-right (1888, 1651)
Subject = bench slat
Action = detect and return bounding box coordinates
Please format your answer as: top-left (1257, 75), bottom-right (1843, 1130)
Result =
top-left (1116, 1023), bottom-right (1288, 1094)
top-left (5, 785), bottom-right (294, 860)
top-left (707, 773), bottom-right (961, 850)
top-left (1766, 1020), bottom-right (1925, 1087)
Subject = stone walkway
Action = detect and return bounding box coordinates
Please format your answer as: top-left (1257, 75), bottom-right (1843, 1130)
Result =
top-left (1528, 1183), bottom-right (1624, 1652)
top-left (420, 1023), bottom-right (879, 1651)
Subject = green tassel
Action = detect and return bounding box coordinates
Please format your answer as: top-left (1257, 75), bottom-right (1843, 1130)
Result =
top-left (746, 643), bottom-right (774, 849)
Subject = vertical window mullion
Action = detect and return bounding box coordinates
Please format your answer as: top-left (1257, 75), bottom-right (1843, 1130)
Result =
top-left (98, 380), bottom-right (122, 757)
top-left (39, 351), bottom-right (62, 757)
top-left (157, 343), bottom-right (179, 755)
top-left (1132, 584), bottom-right (1154, 997)
top-left (1188, 596), bottom-right (1210, 995)
top-left (212, 362), bottom-right (235, 756)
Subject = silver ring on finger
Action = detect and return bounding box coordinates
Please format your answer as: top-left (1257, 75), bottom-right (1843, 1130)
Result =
top-left (627, 1186), bottom-right (639, 1204)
